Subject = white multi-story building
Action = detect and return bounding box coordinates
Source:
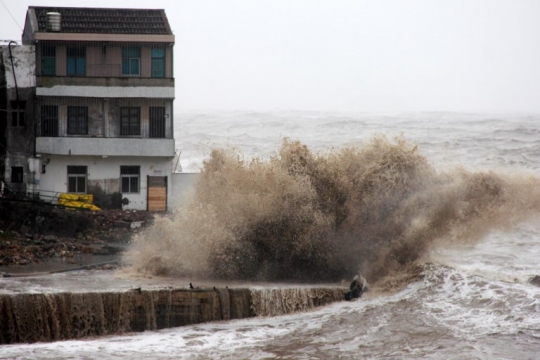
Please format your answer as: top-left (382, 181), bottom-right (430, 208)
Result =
top-left (22, 6), bottom-right (176, 211)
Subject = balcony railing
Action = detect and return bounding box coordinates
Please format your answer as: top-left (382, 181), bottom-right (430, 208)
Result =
top-left (37, 76), bottom-right (174, 89)
top-left (38, 118), bottom-right (170, 139)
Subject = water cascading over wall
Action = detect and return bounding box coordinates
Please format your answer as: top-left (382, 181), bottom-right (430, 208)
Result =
top-left (251, 288), bottom-right (345, 317)
top-left (0, 287), bottom-right (345, 344)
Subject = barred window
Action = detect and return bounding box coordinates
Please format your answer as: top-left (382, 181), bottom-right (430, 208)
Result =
top-left (120, 107), bottom-right (140, 136)
top-left (67, 106), bottom-right (88, 135)
top-left (149, 106), bottom-right (166, 138)
top-left (121, 166), bottom-right (140, 193)
top-left (41, 105), bottom-right (58, 136)
top-left (67, 166), bottom-right (87, 193)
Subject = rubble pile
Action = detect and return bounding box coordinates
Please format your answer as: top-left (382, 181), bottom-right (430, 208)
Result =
top-left (0, 201), bottom-right (155, 266)
top-left (0, 233), bottom-right (95, 266)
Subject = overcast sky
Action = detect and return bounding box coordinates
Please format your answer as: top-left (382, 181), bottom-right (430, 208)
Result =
top-left (1, 0), bottom-right (540, 113)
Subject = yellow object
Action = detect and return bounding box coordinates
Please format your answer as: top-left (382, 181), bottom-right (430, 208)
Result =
top-left (58, 193), bottom-right (93, 203)
top-left (78, 194), bottom-right (94, 203)
top-left (58, 193), bottom-right (79, 201)
top-left (58, 193), bottom-right (100, 211)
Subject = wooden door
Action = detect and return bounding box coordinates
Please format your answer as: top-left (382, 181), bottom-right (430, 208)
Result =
top-left (147, 176), bottom-right (167, 211)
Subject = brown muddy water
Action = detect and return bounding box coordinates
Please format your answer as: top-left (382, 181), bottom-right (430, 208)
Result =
top-left (2, 112), bottom-right (540, 358)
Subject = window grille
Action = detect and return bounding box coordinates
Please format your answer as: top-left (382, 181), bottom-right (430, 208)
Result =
top-left (149, 106), bottom-right (166, 138)
top-left (120, 107), bottom-right (141, 136)
top-left (41, 105), bottom-right (58, 136)
top-left (67, 106), bottom-right (88, 135)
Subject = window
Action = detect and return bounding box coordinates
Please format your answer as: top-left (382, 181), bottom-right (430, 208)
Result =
top-left (67, 106), bottom-right (88, 135)
top-left (120, 107), bottom-right (140, 136)
top-left (67, 166), bottom-right (87, 193)
top-left (122, 47), bottom-right (140, 76)
top-left (41, 44), bottom-right (56, 75)
top-left (41, 105), bottom-right (58, 136)
top-left (67, 46), bottom-right (86, 76)
top-left (11, 167), bottom-right (23, 183)
top-left (121, 166), bottom-right (140, 193)
top-left (151, 48), bottom-right (165, 78)
top-left (11, 101), bottom-right (25, 127)
top-left (149, 107), bottom-right (166, 138)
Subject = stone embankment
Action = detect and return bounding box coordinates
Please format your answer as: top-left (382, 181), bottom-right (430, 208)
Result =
top-left (0, 286), bottom-right (346, 344)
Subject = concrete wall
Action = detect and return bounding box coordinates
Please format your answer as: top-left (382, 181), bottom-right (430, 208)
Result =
top-left (0, 45), bottom-right (36, 192)
top-left (36, 138), bottom-right (175, 157)
top-left (22, 12), bottom-right (37, 45)
top-left (1, 45), bottom-right (35, 89)
top-left (36, 85), bottom-right (174, 98)
top-left (38, 155), bottom-right (173, 210)
top-left (0, 287), bottom-right (345, 345)
top-left (170, 172), bottom-right (200, 210)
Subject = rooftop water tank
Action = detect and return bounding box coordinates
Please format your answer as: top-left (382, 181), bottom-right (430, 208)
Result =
top-left (46, 12), bottom-right (61, 32)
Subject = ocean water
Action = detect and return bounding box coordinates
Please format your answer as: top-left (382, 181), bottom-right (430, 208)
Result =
top-left (2, 112), bottom-right (540, 359)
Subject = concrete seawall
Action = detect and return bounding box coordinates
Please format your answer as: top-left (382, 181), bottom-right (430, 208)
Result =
top-left (0, 287), bottom-right (345, 344)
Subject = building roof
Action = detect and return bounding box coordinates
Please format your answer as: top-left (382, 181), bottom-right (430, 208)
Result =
top-left (29, 7), bottom-right (172, 35)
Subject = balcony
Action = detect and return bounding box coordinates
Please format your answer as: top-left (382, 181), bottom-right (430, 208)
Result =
top-left (37, 75), bottom-right (174, 87)
top-left (37, 75), bottom-right (175, 99)
top-left (36, 137), bottom-right (175, 157)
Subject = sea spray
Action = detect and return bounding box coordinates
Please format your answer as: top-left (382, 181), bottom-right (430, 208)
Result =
top-left (124, 135), bottom-right (540, 283)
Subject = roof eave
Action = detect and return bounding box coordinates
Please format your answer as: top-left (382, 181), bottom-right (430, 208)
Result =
top-left (34, 33), bottom-right (175, 43)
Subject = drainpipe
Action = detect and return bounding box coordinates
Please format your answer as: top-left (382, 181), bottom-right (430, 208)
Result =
top-left (7, 41), bottom-right (19, 120)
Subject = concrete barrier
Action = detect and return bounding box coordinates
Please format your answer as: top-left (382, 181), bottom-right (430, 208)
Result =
top-left (0, 286), bottom-right (345, 344)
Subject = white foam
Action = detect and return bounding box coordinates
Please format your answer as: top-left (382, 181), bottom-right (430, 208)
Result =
top-left (5, 112), bottom-right (540, 358)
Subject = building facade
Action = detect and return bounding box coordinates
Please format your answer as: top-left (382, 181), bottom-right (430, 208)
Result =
top-left (22, 7), bottom-right (176, 211)
top-left (0, 44), bottom-right (37, 196)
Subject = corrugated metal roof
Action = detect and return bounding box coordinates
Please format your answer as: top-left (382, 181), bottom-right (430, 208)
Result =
top-left (30, 7), bottom-right (172, 35)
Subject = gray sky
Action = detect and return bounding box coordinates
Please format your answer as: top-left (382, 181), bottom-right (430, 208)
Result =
top-left (1, 0), bottom-right (540, 113)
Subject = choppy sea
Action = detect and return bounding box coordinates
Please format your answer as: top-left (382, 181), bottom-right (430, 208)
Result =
top-left (2, 111), bottom-right (540, 359)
